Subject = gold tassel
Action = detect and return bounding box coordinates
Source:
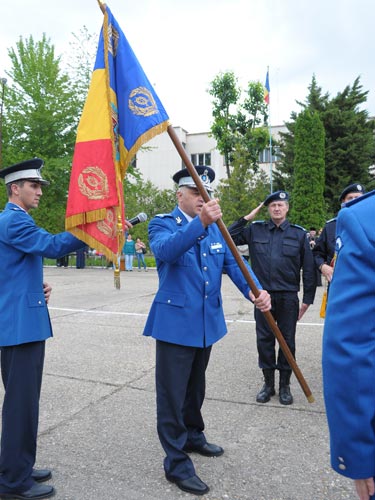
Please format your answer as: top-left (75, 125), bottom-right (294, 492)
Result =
top-left (320, 280), bottom-right (327, 318)
top-left (113, 212), bottom-right (124, 289)
top-left (114, 261), bottom-right (120, 290)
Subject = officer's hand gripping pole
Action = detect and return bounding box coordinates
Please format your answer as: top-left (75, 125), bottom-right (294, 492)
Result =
top-left (167, 125), bottom-right (314, 404)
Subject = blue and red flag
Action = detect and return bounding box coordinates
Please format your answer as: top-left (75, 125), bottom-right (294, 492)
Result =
top-left (66, 5), bottom-right (169, 261)
top-left (264, 70), bottom-right (270, 105)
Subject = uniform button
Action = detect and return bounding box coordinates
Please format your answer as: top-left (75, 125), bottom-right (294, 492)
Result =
top-left (202, 253), bottom-right (207, 257)
top-left (205, 295), bottom-right (208, 299)
top-left (205, 281), bottom-right (209, 285)
top-left (203, 266), bottom-right (208, 271)
top-left (338, 457), bottom-right (344, 462)
top-left (38, 301), bottom-right (42, 305)
top-left (167, 299), bottom-right (171, 304)
top-left (338, 464), bottom-right (346, 470)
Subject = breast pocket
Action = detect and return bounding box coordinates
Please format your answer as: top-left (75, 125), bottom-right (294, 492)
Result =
top-left (283, 239), bottom-right (300, 257)
top-left (253, 238), bottom-right (269, 254)
top-left (209, 245), bottom-right (225, 267)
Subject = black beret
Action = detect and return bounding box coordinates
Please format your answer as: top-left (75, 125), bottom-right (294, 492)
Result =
top-left (172, 165), bottom-right (215, 192)
top-left (0, 158), bottom-right (49, 185)
top-left (264, 190), bottom-right (289, 206)
top-left (339, 183), bottom-right (366, 202)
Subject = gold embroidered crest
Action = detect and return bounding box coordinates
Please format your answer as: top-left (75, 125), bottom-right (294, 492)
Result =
top-left (129, 87), bottom-right (159, 116)
top-left (97, 208), bottom-right (117, 238)
top-left (78, 166), bottom-right (109, 200)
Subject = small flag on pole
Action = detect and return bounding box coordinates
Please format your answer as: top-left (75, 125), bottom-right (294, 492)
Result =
top-left (264, 69), bottom-right (270, 105)
top-left (65, 4), bottom-right (169, 263)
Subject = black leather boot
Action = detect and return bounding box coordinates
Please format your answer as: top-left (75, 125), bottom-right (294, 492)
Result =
top-left (279, 370), bottom-right (293, 405)
top-left (256, 369), bottom-right (275, 403)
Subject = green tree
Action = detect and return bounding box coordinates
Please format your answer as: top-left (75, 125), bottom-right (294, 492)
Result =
top-left (323, 78), bottom-right (375, 210)
top-left (208, 73), bottom-right (269, 179)
top-left (236, 81), bottom-right (269, 171)
top-left (216, 154), bottom-right (269, 225)
top-left (208, 71), bottom-right (240, 178)
top-left (277, 75), bottom-right (375, 217)
top-left (289, 109), bottom-right (326, 229)
top-left (123, 168), bottom-right (176, 247)
top-left (3, 34), bottom-right (80, 162)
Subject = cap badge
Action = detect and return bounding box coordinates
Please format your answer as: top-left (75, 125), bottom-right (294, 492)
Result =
top-left (280, 192), bottom-right (286, 199)
top-left (200, 169), bottom-right (209, 183)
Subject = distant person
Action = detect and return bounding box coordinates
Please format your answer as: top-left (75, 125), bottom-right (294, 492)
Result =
top-left (322, 190), bottom-right (375, 500)
top-left (123, 233), bottom-right (135, 271)
top-left (228, 191), bottom-right (316, 405)
top-left (0, 158), bottom-right (85, 500)
top-left (313, 183), bottom-right (366, 287)
top-left (135, 237), bottom-right (147, 271)
top-left (76, 245), bottom-right (87, 269)
top-left (56, 254), bottom-right (69, 267)
top-left (307, 228), bottom-right (321, 286)
top-left (143, 166), bottom-right (271, 496)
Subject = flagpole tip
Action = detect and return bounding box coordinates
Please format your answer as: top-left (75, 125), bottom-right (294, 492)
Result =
top-left (97, 0), bottom-right (106, 14)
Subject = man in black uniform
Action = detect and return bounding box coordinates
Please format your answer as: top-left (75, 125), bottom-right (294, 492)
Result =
top-left (313, 183), bottom-right (366, 285)
top-left (228, 191), bottom-right (316, 405)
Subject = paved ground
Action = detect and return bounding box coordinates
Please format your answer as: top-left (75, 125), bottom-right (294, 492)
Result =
top-left (1, 266), bottom-right (356, 500)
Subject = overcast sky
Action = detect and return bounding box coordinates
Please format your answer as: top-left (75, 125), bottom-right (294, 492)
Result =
top-left (0, 0), bottom-right (374, 132)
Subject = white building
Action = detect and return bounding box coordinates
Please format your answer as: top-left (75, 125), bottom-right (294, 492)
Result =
top-left (135, 125), bottom-right (286, 191)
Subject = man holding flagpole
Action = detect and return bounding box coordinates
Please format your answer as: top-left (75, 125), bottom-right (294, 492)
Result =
top-left (143, 166), bottom-right (271, 495)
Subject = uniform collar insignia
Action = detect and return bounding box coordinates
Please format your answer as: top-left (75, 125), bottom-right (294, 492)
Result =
top-left (176, 216), bottom-right (182, 225)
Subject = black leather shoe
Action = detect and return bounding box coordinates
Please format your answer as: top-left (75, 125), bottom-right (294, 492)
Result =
top-left (31, 469), bottom-right (52, 483)
top-left (166, 474), bottom-right (209, 495)
top-left (184, 442), bottom-right (224, 457)
top-left (0, 483), bottom-right (55, 499)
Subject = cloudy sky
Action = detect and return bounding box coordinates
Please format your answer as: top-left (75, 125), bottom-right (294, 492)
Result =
top-left (0, 0), bottom-right (374, 132)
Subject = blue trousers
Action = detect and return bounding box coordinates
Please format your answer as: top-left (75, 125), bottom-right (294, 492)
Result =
top-left (0, 341), bottom-right (45, 493)
top-left (155, 340), bottom-right (211, 480)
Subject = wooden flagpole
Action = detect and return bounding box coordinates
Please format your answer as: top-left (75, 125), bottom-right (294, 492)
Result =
top-left (167, 125), bottom-right (314, 403)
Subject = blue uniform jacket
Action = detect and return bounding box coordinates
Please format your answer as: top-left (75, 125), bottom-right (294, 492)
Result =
top-left (0, 203), bottom-right (84, 346)
top-left (143, 207), bottom-right (263, 348)
top-left (322, 190), bottom-right (375, 479)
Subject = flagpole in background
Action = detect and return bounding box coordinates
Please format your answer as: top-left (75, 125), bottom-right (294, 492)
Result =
top-left (264, 67), bottom-right (273, 193)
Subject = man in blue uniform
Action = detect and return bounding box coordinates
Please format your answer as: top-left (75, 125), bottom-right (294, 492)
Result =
top-left (143, 166), bottom-right (271, 496)
top-left (322, 190), bottom-right (375, 500)
top-left (313, 182), bottom-right (365, 285)
top-left (228, 191), bottom-right (316, 405)
top-left (0, 158), bottom-right (84, 500)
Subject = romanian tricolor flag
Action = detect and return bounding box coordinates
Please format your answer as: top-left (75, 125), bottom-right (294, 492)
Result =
top-left (66, 4), bottom-right (169, 262)
top-left (264, 69), bottom-right (270, 105)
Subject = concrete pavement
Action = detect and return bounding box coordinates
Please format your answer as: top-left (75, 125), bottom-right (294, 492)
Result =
top-left (1, 266), bottom-right (355, 499)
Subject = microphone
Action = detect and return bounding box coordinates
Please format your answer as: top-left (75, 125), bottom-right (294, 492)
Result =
top-left (127, 212), bottom-right (148, 226)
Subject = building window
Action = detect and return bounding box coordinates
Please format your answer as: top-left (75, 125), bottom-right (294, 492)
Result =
top-left (190, 153), bottom-right (211, 166)
top-left (259, 146), bottom-right (279, 163)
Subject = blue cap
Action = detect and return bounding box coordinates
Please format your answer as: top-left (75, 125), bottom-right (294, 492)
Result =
top-left (339, 183), bottom-right (365, 202)
top-left (264, 190), bottom-right (289, 206)
top-left (172, 166), bottom-right (215, 192)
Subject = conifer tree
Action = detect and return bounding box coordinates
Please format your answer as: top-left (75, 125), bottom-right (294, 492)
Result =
top-left (289, 109), bottom-right (326, 229)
